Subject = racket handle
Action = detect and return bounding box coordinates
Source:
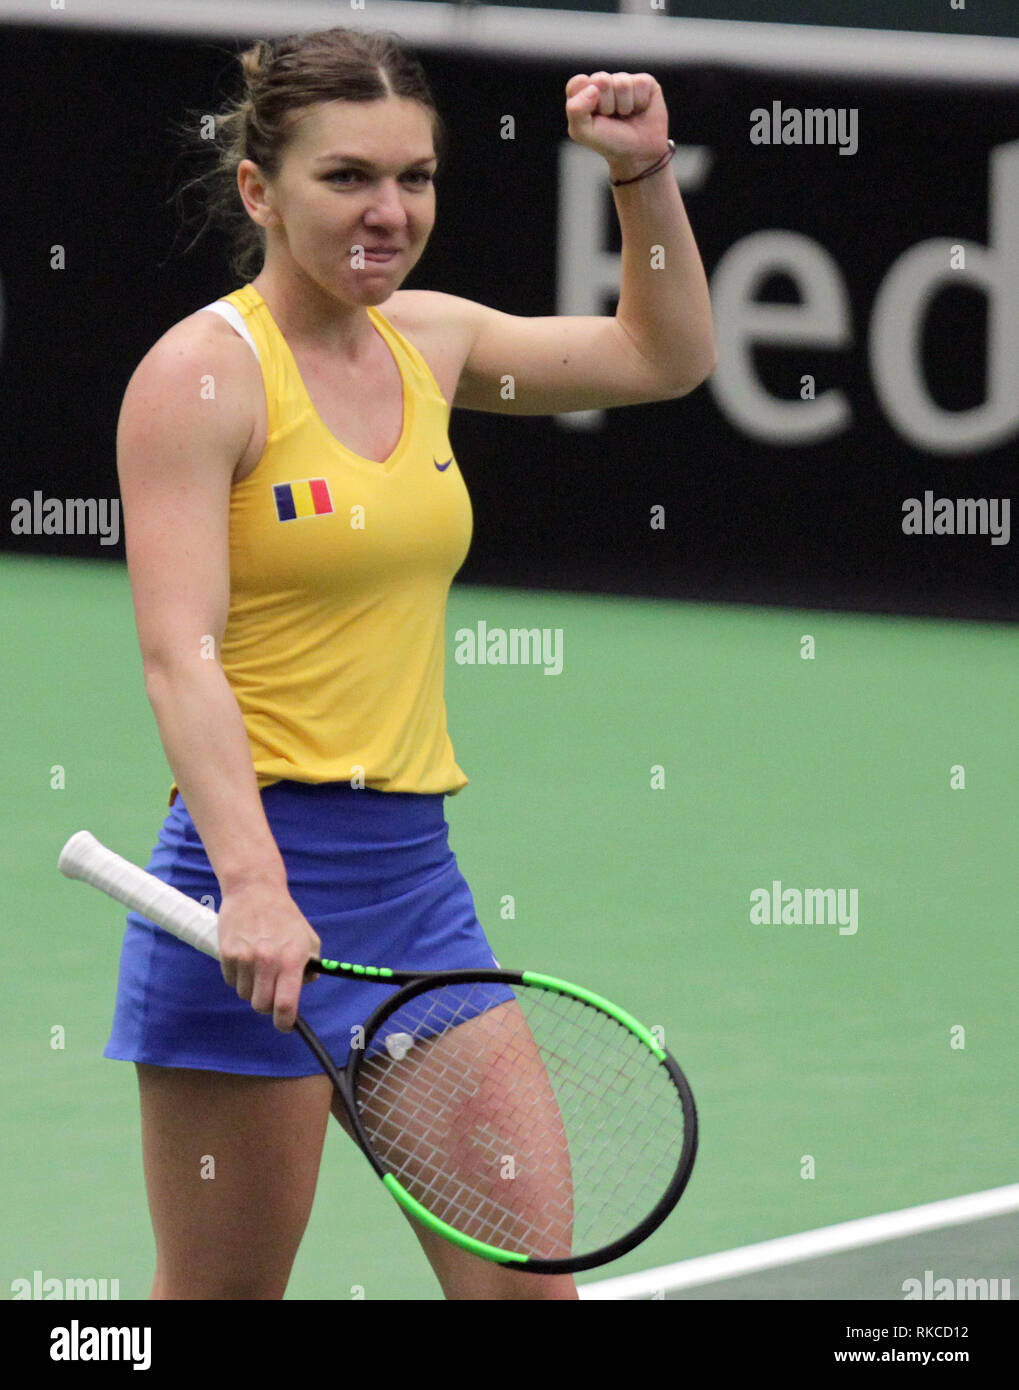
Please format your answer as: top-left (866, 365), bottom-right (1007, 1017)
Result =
top-left (58, 829), bottom-right (222, 959)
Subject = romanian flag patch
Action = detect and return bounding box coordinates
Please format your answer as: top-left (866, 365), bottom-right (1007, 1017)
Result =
top-left (273, 478), bottom-right (334, 522)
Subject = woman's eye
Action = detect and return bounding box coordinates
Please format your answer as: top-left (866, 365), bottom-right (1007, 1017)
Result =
top-left (326, 170), bottom-right (432, 185)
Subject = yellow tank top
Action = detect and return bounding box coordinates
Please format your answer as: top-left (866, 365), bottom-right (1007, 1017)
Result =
top-left (168, 282), bottom-right (472, 803)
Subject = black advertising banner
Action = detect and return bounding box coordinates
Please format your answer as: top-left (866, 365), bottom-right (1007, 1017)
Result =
top-left (2, 22), bottom-right (1017, 619)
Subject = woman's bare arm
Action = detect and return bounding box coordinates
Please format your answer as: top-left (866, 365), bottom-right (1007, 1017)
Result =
top-left (117, 314), bottom-right (320, 1030)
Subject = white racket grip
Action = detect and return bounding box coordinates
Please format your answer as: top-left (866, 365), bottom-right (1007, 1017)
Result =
top-left (59, 830), bottom-right (222, 959)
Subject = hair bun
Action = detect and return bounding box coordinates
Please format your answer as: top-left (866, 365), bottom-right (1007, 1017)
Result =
top-left (239, 38), bottom-right (274, 88)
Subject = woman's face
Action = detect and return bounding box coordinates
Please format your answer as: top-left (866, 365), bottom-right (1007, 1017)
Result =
top-left (240, 95), bottom-right (438, 304)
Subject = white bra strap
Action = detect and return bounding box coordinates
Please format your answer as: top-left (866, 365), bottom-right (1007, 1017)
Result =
top-left (198, 300), bottom-right (260, 363)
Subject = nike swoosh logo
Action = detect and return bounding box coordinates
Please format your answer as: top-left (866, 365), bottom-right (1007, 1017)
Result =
top-left (434, 457), bottom-right (453, 471)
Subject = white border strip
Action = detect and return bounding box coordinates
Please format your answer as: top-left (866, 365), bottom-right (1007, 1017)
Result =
top-left (579, 1183), bottom-right (1019, 1299)
top-left (0, 1), bottom-right (1017, 86)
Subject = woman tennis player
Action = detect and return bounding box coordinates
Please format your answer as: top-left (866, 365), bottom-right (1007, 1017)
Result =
top-left (105, 27), bottom-right (715, 1300)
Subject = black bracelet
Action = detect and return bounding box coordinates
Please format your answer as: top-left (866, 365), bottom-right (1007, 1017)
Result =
top-left (609, 139), bottom-right (676, 187)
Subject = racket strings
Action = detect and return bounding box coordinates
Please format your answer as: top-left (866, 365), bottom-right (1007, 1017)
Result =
top-left (364, 1003), bottom-right (673, 1255)
top-left (353, 982), bottom-right (687, 1259)
top-left (359, 998), bottom-right (576, 1250)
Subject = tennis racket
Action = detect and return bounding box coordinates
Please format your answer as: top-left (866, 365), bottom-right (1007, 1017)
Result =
top-left (59, 828), bottom-right (697, 1275)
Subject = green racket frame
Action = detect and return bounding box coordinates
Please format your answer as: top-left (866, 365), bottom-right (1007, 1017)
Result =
top-left (298, 962), bottom-right (699, 1275)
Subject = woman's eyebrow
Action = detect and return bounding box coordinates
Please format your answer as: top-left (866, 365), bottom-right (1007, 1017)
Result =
top-left (313, 152), bottom-right (438, 168)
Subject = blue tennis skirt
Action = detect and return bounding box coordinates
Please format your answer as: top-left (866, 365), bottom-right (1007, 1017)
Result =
top-left (104, 781), bottom-right (503, 1076)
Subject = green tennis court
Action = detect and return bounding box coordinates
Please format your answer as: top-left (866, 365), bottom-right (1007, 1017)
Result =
top-left (3, 552), bottom-right (1016, 1300)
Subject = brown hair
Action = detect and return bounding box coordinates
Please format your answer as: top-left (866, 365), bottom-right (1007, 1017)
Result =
top-left (171, 27), bottom-right (445, 281)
